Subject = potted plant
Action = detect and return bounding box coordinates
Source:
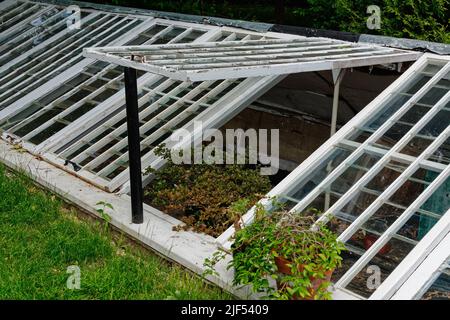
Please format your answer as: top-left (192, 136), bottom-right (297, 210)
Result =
top-left (204, 202), bottom-right (346, 300)
top-left (362, 220), bottom-right (392, 256)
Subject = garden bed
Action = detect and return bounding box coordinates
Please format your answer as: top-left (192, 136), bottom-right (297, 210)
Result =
top-left (143, 146), bottom-right (281, 237)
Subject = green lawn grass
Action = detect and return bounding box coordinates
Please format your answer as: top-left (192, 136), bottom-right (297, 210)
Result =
top-left (0, 164), bottom-right (232, 300)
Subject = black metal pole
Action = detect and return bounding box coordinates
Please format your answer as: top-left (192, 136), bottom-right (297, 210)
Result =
top-left (124, 66), bottom-right (144, 224)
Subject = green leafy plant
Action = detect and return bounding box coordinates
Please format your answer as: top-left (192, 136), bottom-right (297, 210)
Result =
top-left (205, 201), bottom-right (346, 300)
top-left (333, 0), bottom-right (450, 43)
top-left (95, 201), bottom-right (113, 233)
top-left (144, 145), bottom-right (271, 237)
top-left (90, 0), bottom-right (449, 43)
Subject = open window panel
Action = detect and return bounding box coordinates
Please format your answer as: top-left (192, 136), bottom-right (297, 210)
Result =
top-left (0, 15), bottom-right (289, 192)
top-left (41, 27), bottom-right (286, 192)
top-left (84, 34), bottom-right (419, 82)
top-left (217, 54), bottom-right (450, 300)
top-left (0, 7), bottom-right (154, 117)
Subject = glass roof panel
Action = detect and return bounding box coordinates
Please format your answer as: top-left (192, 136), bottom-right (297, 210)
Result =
top-left (218, 55), bottom-right (450, 300)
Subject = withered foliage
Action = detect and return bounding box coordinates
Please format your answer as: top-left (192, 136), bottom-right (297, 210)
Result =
top-left (144, 146), bottom-right (272, 237)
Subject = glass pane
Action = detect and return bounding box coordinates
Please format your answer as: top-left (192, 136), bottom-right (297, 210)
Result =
top-left (0, 16), bottom-right (142, 111)
top-left (399, 103), bottom-right (450, 157)
top-left (428, 137), bottom-right (450, 165)
top-left (349, 64), bottom-right (447, 144)
top-left (344, 236), bottom-right (415, 298)
top-left (276, 146), bottom-right (354, 210)
top-left (340, 175), bottom-right (450, 298)
top-left (1, 22), bottom-right (209, 147)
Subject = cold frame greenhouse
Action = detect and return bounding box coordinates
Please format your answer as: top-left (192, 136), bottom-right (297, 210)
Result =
top-left (0, 0), bottom-right (448, 300)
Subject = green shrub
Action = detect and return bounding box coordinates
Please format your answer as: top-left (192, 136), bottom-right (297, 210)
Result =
top-left (144, 146), bottom-right (272, 237)
top-left (333, 0), bottom-right (450, 43)
top-left (87, 0), bottom-right (449, 43)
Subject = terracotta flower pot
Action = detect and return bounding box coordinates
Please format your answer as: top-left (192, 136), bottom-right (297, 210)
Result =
top-left (363, 234), bottom-right (391, 255)
top-left (274, 256), bottom-right (334, 300)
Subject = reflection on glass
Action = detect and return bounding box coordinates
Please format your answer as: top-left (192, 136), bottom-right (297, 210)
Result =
top-left (277, 146), bottom-right (354, 210)
top-left (339, 175), bottom-right (449, 298)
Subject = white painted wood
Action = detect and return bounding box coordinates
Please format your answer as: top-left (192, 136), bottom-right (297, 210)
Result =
top-left (290, 62), bottom-right (450, 219)
top-left (219, 58), bottom-right (436, 245)
top-left (325, 69), bottom-right (345, 211)
top-left (39, 73), bottom-right (162, 155)
top-left (152, 17), bottom-right (221, 31)
top-left (82, 37), bottom-right (354, 53)
top-left (0, 15), bottom-right (138, 106)
top-left (371, 209), bottom-right (450, 299)
top-left (0, 12), bottom-right (101, 74)
top-left (0, 8), bottom-right (67, 58)
top-left (334, 92), bottom-right (450, 242)
top-left (0, 0), bottom-right (15, 12)
top-left (7, 23), bottom-right (199, 142)
top-left (73, 79), bottom-right (190, 166)
top-left (84, 80), bottom-right (220, 176)
top-left (0, 16), bottom-right (155, 122)
top-left (83, 38), bottom-right (420, 81)
top-left (0, 5), bottom-right (442, 299)
top-left (119, 74), bottom-right (286, 194)
top-left (339, 140), bottom-right (448, 173)
top-left (36, 24), bottom-right (218, 156)
top-left (0, 1), bottom-right (30, 20)
top-left (78, 28), bottom-right (298, 192)
top-left (217, 54), bottom-right (450, 300)
top-left (17, 74), bottom-right (124, 142)
top-left (0, 2), bottom-right (46, 39)
top-left (37, 26), bottom-right (215, 155)
top-left (332, 288), bottom-right (364, 300)
top-left (218, 55), bottom-right (449, 256)
top-left (36, 27), bottom-right (284, 164)
top-left (330, 69), bottom-right (345, 136)
top-left (32, 26), bottom-right (283, 192)
top-left (0, 4), bottom-right (54, 42)
top-left (216, 54), bottom-right (433, 246)
top-left (334, 127), bottom-right (450, 288)
top-left (89, 79), bottom-right (231, 178)
top-left (391, 231), bottom-right (450, 300)
top-left (111, 40), bottom-right (337, 60)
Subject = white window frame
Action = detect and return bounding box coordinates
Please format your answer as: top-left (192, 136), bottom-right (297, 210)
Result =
top-left (0, 1), bottom-right (51, 40)
top-left (0, 0), bottom-right (16, 12)
top-left (372, 209), bottom-right (450, 299)
top-left (83, 38), bottom-right (420, 82)
top-left (391, 229), bottom-right (450, 300)
top-left (0, 13), bottom-right (153, 116)
top-left (32, 24), bottom-right (290, 192)
top-left (0, 10), bottom-right (102, 75)
top-left (0, 5), bottom-right (83, 64)
top-left (4, 20), bottom-right (217, 149)
top-left (216, 53), bottom-right (450, 299)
